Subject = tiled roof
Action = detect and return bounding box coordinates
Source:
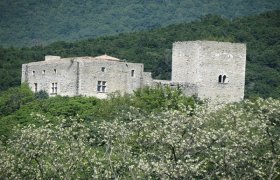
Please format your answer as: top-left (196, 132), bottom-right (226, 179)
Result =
top-left (93, 54), bottom-right (120, 61)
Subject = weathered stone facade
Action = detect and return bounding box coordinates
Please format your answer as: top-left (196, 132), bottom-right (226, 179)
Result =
top-left (22, 55), bottom-right (153, 98)
top-left (171, 41), bottom-right (246, 103)
top-left (22, 41), bottom-right (246, 104)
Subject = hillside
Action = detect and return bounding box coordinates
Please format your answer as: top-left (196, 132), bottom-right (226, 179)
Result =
top-left (0, 0), bottom-right (280, 47)
top-left (0, 11), bottom-right (279, 98)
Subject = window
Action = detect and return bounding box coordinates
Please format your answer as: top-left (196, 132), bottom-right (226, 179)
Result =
top-left (97, 81), bottom-right (106, 93)
top-left (34, 83), bottom-right (38, 93)
top-left (131, 70), bottom-right (135, 77)
top-left (218, 75), bottom-right (222, 83)
top-left (32, 71), bottom-right (35, 76)
top-left (42, 70), bottom-right (45, 75)
top-left (218, 74), bottom-right (228, 84)
top-left (51, 83), bottom-right (58, 94)
top-left (54, 69), bottom-right (57, 74)
top-left (101, 67), bottom-right (106, 72)
top-left (223, 75), bottom-right (227, 83)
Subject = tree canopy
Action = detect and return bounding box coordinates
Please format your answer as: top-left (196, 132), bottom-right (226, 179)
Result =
top-left (1, 0), bottom-right (279, 47)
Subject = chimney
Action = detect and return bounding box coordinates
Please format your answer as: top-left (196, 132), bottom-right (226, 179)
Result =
top-left (45, 55), bottom-right (61, 61)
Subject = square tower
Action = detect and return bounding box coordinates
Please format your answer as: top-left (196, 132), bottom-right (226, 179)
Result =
top-left (172, 41), bottom-right (246, 103)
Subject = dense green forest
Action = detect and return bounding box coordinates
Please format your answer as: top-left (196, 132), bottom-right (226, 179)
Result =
top-left (0, 84), bottom-right (279, 179)
top-left (0, 0), bottom-right (280, 47)
top-left (0, 11), bottom-right (279, 98)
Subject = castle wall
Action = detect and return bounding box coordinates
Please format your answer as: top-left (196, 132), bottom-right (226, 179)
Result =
top-left (21, 40), bottom-right (246, 104)
top-left (78, 59), bottom-right (144, 98)
top-left (197, 41), bottom-right (246, 103)
top-left (172, 41), bottom-right (200, 83)
top-left (172, 41), bottom-right (246, 103)
top-left (180, 83), bottom-right (198, 97)
top-left (21, 58), bottom-right (79, 96)
top-left (142, 72), bottom-right (153, 87)
top-left (22, 56), bottom-right (150, 99)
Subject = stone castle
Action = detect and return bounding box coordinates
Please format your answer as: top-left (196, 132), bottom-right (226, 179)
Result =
top-left (22, 41), bottom-right (246, 104)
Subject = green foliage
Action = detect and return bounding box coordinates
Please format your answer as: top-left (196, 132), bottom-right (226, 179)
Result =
top-left (0, 84), bottom-right (34, 117)
top-left (0, 11), bottom-right (279, 98)
top-left (1, 0), bottom-right (279, 47)
top-left (0, 86), bottom-right (197, 141)
top-left (0, 84), bottom-right (34, 141)
top-left (34, 90), bottom-right (49, 100)
top-left (0, 98), bottom-right (279, 179)
top-left (133, 85), bottom-right (197, 111)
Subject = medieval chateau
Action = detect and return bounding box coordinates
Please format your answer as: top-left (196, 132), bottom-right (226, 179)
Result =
top-left (22, 41), bottom-right (246, 104)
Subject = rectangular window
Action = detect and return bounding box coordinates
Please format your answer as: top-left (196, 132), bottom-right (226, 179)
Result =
top-left (32, 71), bottom-right (35, 76)
top-left (131, 70), bottom-right (135, 77)
top-left (34, 83), bottom-right (38, 93)
top-left (51, 82), bottom-right (58, 94)
top-left (101, 67), bottom-right (106, 72)
top-left (42, 70), bottom-right (45, 75)
top-left (97, 81), bottom-right (106, 93)
top-left (54, 69), bottom-right (57, 74)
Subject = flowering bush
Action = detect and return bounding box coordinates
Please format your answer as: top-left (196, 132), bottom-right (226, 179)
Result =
top-left (0, 98), bottom-right (279, 179)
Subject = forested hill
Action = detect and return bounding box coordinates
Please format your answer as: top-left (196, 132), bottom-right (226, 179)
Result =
top-left (0, 0), bottom-right (280, 47)
top-left (0, 10), bottom-right (279, 98)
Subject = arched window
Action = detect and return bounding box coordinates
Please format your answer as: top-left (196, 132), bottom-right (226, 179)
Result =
top-left (218, 74), bottom-right (228, 84)
top-left (218, 75), bottom-right (222, 83)
top-left (223, 75), bottom-right (227, 83)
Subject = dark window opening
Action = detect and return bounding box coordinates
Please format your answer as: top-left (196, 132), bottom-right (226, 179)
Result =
top-left (131, 70), bottom-right (135, 77)
top-left (101, 67), bottom-right (106, 72)
top-left (51, 82), bottom-right (57, 94)
top-left (218, 74), bottom-right (228, 84)
top-left (218, 75), bottom-right (222, 83)
top-left (34, 83), bottom-right (38, 93)
top-left (223, 75), bottom-right (227, 83)
top-left (97, 81), bottom-right (106, 93)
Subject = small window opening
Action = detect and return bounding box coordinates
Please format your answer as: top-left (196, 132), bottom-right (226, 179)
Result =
top-left (218, 75), bottom-right (222, 83)
top-left (32, 71), bottom-right (35, 76)
top-left (218, 74), bottom-right (228, 84)
top-left (54, 69), bottom-right (57, 74)
top-left (42, 70), bottom-right (45, 75)
top-left (51, 82), bottom-right (58, 94)
top-left (101, 67), bottom-right (106, 72)
top-left (223, 75), bottom-right (227, 83)
top-left (97, 81), bottom-right (106, 93)
top-left (34, 83), bottom-right (38, 93)
top-left (131, 70), bottom-right (135, 77)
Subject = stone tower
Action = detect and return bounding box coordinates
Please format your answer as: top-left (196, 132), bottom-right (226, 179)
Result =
top-left (172, 41), bottom-right (246, 104)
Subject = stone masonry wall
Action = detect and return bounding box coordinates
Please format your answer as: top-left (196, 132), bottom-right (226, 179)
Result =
top-left (78, 58), bottom-right (144, 98)
top-left (172, 41), bottom-right (200, 83)
top-left (22, 40), bottom-right (246, 104)
top-left (22, 56), bottom-right (150, 98)
top-left (171, 41), bottom-right (246, 104)
top-left (197, 41), bottom-right (246, 103)
top-left (21, 58), bottom-right (78, 96)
